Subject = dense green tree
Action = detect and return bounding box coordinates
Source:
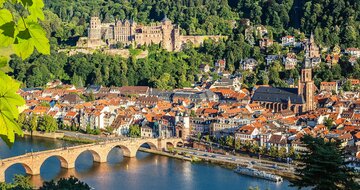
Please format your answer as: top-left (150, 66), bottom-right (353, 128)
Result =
top-left (235, 140), bottom-right (241, 150)
top-left (225, 136), bottom-right (234, 147)
top-left (129, 125), bottom-right (141, 138)
top-left (0, 175), bottom-right (33, 190)
top-left (291, 135), bottom-right (360, 190)
top-left (278, 147), bottom-right (287, 159)
top-left (324, 118), bottom-right (334, 130)
top-left (40, 176), bottom-right (90, 190)
top-left (269, 146), bottom-right (278, 158)
top-left (29, 115), bottom-right (38, 136)
top-left (38, 115), bottom-right (58, 133)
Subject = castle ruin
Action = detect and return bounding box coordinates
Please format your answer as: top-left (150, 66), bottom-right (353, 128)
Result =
top-left (77, 16), bottom-right (226, 51)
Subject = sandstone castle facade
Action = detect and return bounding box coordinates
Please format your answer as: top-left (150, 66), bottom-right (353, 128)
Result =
top-left (77, 16), bottom-right (225, 51)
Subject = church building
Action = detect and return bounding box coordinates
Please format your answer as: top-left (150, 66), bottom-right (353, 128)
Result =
top-left (251, 68), bottom-right (315, 114)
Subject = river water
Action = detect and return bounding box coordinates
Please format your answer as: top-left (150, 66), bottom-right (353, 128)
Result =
top-left (0, 136), bottom-right (297, 190)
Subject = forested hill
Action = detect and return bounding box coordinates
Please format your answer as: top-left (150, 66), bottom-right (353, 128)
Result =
top-left (8, 0), bottom-right (360, 89)
top-left (43, 0), bottom-right (360, 47)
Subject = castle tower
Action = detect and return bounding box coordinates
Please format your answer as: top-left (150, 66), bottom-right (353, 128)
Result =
top-left (298, 67), bottom-right (315, 112)
top-left (161, 15), bottom-right (174, 51)
top-left (88, 17), bottom-right (101, 40)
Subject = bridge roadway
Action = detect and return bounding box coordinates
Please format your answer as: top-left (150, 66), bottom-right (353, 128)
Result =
top-left (0, 137), bottom-right (183, 182)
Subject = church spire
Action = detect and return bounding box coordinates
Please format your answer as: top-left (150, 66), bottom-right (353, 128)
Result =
top-left (310, 32), bottom-right (315, 44)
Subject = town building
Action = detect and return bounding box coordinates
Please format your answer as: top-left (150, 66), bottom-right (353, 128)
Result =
top-left (240, 58), bottom-right (258, 71)
top-left (345, 48), bottom-right (360, 58)
top-left (320, 82), bottom-right (338, 94)
top-left (259, 38), bottom-right (273, 49)
top-left (281, 36), bottom-right (295, 47)
top-left (283, 53), bottom-right (297, 70)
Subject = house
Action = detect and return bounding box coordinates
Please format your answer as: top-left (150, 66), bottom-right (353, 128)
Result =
top-left (210, 118), bottom-right (245, 138)
top-left (32, 106), bottom-right (50, 115)
top-left (61, 94), bottom-right (84, 105)
top-left (325, 54), bottom-right (340, 67)
top-left (46, 80), bottom-right (62, 88)
top-left (259, 38), bottom-right (273, 49)
top-left (190, 117), bottom-right (211, 135)
top-left (281, 36), bottom-right (295, 47)
top-left (240, 58), bottom-right (258, 71)
top-left (345, 48), bottom-right (360, 58)
top-left (119, 86), bottom-right (149, 96)
top-left (267, 133), bottom-right (288, 151)
top-left (320, 82), bottom-right (338, 94)
top-left (141, 125), bottom-right (154, 137)
top-left (266, 55), bottom-right (281, 65)
top-left (103, 112), bottom-right (117, 128)
top-left (255, 25), bottom-right (268, 38)
top-left (235, 124), bottom-right (259, 142)
top-left (283, 53), bottom-right (297, 70)
top-left (210, 77), bottom-right (242, 92)
top-left (172, 89), bottom-right (219, 103)
top-left (215, 59), bottom-right (226, 73)
top-left (110, 114), bottom-right (134, 136)
top-left (63, 111), bottom-right (78, 127)
top-left (199, 64), bottom-right (210, 73)
top-left (349, 56), bottom-right (358, 66)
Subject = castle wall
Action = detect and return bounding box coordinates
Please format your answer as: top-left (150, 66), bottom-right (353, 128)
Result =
top-left (179, 35), bottom-right (227, 48)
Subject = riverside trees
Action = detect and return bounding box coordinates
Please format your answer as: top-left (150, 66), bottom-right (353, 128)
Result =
top-left (19, 113), bottom-right (58, 134)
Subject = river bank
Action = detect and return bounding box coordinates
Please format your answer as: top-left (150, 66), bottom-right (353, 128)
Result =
top-left (139, 147), bottom-right (297, 180)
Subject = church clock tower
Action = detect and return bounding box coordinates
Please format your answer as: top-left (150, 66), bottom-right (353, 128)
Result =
top-left (298, 67), bottom-right (315, 112)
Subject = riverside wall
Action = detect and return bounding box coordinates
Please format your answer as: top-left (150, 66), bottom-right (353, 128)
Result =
top-left (23, 131), bottom-right (64, 139)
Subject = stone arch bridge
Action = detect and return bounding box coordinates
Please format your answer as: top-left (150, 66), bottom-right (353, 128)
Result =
top-left (0, 138), bottom-right (183, 182)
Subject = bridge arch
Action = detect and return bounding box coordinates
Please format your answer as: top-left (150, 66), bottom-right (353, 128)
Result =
top-left (4, 162), bottom-right (34, 178)
top-left (41, 155), bottom-right (69, 169)
top-left (138, 141), bottom-right (158, 150)
top-left (75, 149), bottom-right (105, 163)
top-left (166, 142), bottom-right (175, 149)
top-left (176, 141), bottom-right (184, 147)
top-left (107, 144), bottom-right (133, 159)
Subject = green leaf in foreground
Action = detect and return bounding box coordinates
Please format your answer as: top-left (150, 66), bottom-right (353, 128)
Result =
top-left (0, 71), bottom-right (25, 144)
top-left (13, 22), bottom-right (50, 59)
top-left (0, 56), bottom-right (7, 67)
top-left (28, 22), bottom-right (49, 54)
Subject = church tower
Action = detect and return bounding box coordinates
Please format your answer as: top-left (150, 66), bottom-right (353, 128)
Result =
top-left (298, 67), bottom-right (315, 112)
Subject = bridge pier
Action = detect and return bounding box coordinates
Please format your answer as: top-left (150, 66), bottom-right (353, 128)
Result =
top-left (0, 172), bottom-right (4, 182)
top-left (123, 151), bottom-right (137, 158)
top-left (28, 165), bottom-right (40, 176)
top-left (93, 147), bottom-right (109, 163)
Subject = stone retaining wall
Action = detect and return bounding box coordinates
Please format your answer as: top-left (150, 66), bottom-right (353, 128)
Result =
top-left (23, 131), bottom-right (64, 139)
